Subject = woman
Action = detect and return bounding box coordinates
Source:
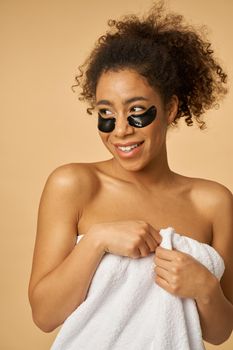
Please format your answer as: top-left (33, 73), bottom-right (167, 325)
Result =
top-left (28, 2), bottom-right (233, 348)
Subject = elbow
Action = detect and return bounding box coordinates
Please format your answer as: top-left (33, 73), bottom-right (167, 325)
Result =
top-left (207, 339), bottom-right (229, 346)
top-left (32, 314), bottom-right (58, 333)
top-left (29, 291), bottom-right (61, 333)
top-left (216, 331), bottom-right (233, 345)
top-left (204, 331), bottom-right (233, 346)
top-left (31, 309), bottom-right (60, 333)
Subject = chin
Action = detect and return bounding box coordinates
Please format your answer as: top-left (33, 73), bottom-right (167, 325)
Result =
top-left (115, 157), bottom-right (148, 172)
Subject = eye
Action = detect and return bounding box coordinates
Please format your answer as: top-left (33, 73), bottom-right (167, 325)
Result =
top-left (130, 106), bottom-right (145, 113)
top-left (99, 109), bottom-right (114, 117)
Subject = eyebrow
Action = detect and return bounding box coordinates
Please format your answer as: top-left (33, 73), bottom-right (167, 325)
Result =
top-left (96, 96), bottom-right (149, 106)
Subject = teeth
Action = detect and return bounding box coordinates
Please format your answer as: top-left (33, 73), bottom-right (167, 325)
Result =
top-left (118, 143), bottom-right (139, 152)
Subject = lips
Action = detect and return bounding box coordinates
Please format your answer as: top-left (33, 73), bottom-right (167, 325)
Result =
top-left (114, 141), bottom-right (144, 147)
top-left (114, 140), bottom-right (144, 158)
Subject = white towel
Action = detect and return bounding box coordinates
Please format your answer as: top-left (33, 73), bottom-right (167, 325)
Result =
top-left (50, 227), bottom-right (225, 350)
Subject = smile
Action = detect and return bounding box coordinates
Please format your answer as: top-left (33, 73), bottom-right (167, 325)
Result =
top-left (115, 141), bottom-right (144, 158)
top-left (117, 141), bottom-right (143, 152)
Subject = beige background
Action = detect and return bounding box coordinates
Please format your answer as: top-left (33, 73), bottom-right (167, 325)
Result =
top-left (1, 0), bottom-right (233, 349)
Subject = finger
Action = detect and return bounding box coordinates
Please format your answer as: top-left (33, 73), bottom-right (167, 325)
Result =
top-left (139, 225), bottom-right (160, 256)
top-left (132, 247), bottom-right (142, 259)
top-left (155, 275), bottom-right (172, 293)
top-left (148, 224), bottom-right (162, 244)
top-left (138, 242), bottom-right (151, 257)
top-left (157, 247), bottom-right (186, 264)
top-left (153, 256), bottom-right (171, 271)
top-left (155, 246), bottom-right (174, 261)
top-left (145, 233), bottom-right (158, 252)
top-left (137, 235), bottom-right (153, 256)
top-left (154, 266), bottom-right (170, 283)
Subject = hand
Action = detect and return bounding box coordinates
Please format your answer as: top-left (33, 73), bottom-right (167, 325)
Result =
top-left (153, 246), bottom-right (216, 300)
top-left (87, 220), bottom-right (162, 259)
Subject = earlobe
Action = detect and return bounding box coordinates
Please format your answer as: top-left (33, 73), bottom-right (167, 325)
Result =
top-left (167, 95), bottom-right (179, 125)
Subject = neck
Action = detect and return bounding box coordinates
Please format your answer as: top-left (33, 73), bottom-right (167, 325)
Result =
top-left (109, 144), bottom-right (175, 191)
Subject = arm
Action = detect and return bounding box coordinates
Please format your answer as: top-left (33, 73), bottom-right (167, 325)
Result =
top-left (154, 183), bottom-right (233, 345)
top-left (28, 164), bottom-right (105, 333)
top-left (195, 185), bottom-right (233, 345)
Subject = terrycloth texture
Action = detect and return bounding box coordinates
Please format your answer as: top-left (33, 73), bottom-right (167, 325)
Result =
top-left (51, 227), bottom-right (225, 350)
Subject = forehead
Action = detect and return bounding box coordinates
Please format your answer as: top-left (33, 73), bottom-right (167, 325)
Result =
top-left (95, 69), bottom-right (162, 105)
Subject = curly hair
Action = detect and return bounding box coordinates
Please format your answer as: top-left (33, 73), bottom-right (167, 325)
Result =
top-left (73, 1), bottom-right (228, 129)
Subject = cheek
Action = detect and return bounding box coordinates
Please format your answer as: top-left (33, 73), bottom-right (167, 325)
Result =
top-left (99, 132), bottom-right (111, 148)
top-left (146, 120), bottom-right (167, 146)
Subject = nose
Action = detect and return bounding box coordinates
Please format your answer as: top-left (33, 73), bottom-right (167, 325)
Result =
top-left (113, 115), bottom-right (134, 138)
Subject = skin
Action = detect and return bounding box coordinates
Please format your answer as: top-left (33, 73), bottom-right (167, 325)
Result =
top-left (28, 68), bottom-right (233, 343)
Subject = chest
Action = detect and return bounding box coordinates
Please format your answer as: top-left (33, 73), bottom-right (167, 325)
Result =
top-left (77, 183), bottom-right (212, 245)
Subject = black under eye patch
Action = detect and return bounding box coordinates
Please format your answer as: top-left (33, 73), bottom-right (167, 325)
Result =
top-left (98, 105), bottom-right (157, 133)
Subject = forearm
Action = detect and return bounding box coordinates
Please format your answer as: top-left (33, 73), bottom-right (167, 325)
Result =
top-left (195, 275), bottom-right (233, 345)
top-left (30, 234), bottom-right (105, 332)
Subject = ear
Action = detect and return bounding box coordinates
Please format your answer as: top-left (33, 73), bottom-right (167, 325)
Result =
top-left (166, 95), bottom-right (179, 125)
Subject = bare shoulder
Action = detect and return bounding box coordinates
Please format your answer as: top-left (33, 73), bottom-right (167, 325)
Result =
top-left (187, 176), bottom-right (233, 301)
top-left (44, 162), bottom-right (100, 204)
top-left (176, 174), bottom-right (232, 238)
top-left (29, 162), bottom-right (101, 296)
top-left (47, 162), bottom-right (99, 186)
top-left (186, 176), bottom-right (233, 214)
top-left (199, 180), bottom-right (233, 304)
